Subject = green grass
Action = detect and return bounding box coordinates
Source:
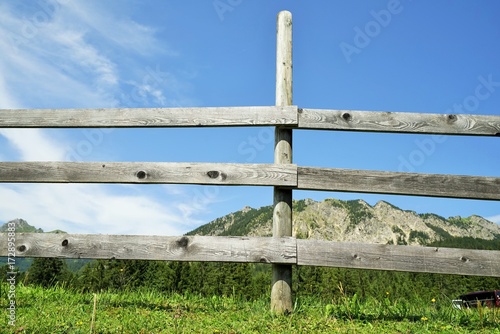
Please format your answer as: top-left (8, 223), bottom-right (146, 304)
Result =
top-left (1, 283), bottom-right (500, 333)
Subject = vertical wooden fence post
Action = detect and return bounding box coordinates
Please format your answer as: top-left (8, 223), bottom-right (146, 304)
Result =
top-left (271, 10), bottom-right (293, 314)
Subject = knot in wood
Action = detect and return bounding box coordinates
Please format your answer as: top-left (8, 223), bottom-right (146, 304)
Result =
top-left (62, 239), bottom-right (69, 247)
top-left (342, 112), bottom-right (352, 122)
top-left (207, 170), bottom-right (220, 179)
top-left (447, 114), bottom-right (457, 122)
top-left (136, 170), bottom-right (147, 179)
top-left (207, 170), bottom-right (227, 180)
top-left (176, 236), bottom-right (189, 248)
top-left (18, 245), bottom-right (26, 252)
top-left (460, 256), bottom-right (469, 262)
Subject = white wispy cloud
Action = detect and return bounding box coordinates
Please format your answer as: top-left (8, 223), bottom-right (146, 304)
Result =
top-left (58, 1), bottom-right (172, 56)
top-left (486, 215), bottom-right (500, 224)
top-left (0, 129), bottom-right (66, 161)
top-left (0, 67), bottom-right (19, 109)
top-left (0, 1), bottom-right (207, 235)
top-left (0, 183), bottom-right (188, 235)
top-left (52, 30), bottom-right (118, 87)
top-left (0, 1), bottom-right (184, 109)
top-left (0, 3), bottom-right (118, 108)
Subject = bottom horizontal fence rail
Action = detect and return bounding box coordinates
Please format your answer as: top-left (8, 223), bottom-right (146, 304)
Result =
top-left (1, 234), bottom-right (499, 277)
top-left (0, 233), bottom-right (296, 264)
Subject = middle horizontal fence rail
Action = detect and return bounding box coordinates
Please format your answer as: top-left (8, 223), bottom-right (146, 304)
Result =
top-left (0, 162), bottom-right (498, 201)
top-left (297, 167), bottom-right (500, 200)
top-left (0, 162), bottom-right (297, 186)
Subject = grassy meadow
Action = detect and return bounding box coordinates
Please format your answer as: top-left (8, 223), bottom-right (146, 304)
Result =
top-left (1, 283), bottom-right (500, 333)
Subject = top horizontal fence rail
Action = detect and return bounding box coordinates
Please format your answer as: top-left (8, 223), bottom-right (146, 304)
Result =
top-left (299, 109), bottom-right (500, 136)
top-left (0, 106), bottom-right (298, 128)
top-left (1, 107), bottom-right (500, 136)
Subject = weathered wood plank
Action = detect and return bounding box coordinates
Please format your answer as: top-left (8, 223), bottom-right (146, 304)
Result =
top-left (297, 239), bottom-right (500, 277)
top-left (0, 233), bottom-right (297, 264)
top-left (299, 108), bottom-right (500, 136)
top-left (0, 106), bottom-right (298, 128)
top-left (298, 167), bottom-right (500, 200)
top-left (0, 162), bottom-right (297, 186)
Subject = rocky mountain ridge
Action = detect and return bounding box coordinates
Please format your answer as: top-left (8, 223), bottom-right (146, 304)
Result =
top-left (188, 198), bottom-right (500, 246)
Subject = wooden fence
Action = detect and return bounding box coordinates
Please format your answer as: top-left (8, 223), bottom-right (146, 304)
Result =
top-left (1, 11), bottom-right (500, 314)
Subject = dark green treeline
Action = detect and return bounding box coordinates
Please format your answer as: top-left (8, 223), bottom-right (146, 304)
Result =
top-left (3, 258), bottom-right (499, 303)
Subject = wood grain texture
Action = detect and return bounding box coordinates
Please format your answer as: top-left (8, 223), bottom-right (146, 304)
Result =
top-left (0, 162), bottom-right (297, 186)
top-left (297, 239), bottom-right (500, 277)
top-left (0, 233), bottom-right (297, 264)
top-left (4, 233), bottom-right (499, 277)
top-left (298, 167), bottom-right (500, 200)
top-left (272, 10), bottom-right (294, 314)
top-left (299, 108), bottom-right (500, 136)
top-left (0, 106), bottom-right (298, 128)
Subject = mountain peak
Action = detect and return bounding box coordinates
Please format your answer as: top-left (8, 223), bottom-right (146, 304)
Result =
top-left (0, 219), bottom-right (44, 233)
top-left (0, 219), bottom-right (67, 234)
top-left (241, 206), bottom-right (253, 213)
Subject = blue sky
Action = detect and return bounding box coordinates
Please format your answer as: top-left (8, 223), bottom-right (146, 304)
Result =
top-left (0, 0), bottom-right (499, 235)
